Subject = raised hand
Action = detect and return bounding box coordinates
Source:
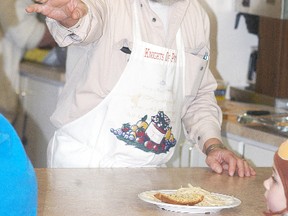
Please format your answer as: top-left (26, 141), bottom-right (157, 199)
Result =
top-left (26, 0), bottom-right (88, 28)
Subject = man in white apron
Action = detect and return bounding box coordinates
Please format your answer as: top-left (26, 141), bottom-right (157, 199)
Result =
top-left (26, 0), bottom-right (256, 177)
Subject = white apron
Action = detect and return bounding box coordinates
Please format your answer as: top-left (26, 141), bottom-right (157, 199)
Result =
top-left (47, 2), bottom-right (186, 168)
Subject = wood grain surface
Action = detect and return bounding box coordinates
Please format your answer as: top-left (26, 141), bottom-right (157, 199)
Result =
top-left (36, 167), bottom-right (271, 216)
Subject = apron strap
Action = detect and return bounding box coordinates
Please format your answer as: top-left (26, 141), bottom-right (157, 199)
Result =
top-left (175, 29), bottom-right (185, 99)
top-left (133, 1), bottom-right (142, 42)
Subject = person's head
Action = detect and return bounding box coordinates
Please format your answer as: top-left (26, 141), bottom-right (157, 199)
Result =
top-left (264, 140), bottom-right (288, 215)
top-left (0, 114), bottom-right (37, 215)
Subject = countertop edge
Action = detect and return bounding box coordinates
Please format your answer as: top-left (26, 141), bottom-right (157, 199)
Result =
top-left (20, 61), bottom-right (65, 83)
top-left (222, 120), bottom-right (286, 149)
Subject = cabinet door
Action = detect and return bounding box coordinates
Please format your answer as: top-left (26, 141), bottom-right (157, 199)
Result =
top-left (166, 140), bottom-right (207, 168)
top-left (166, 140), bottom-right (196, 167)
top-left (256, 17), bottom-right (288, 98)
top-left (224, 133), bottom-right (277, 167)
top-left (222, 136), bottom-right (244, 157)
top-left (244, 144), bottom-right (276, 167)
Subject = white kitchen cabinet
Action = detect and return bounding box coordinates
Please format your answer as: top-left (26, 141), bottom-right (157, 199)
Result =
top-left (223, 133), bottom-right (277, 167)
top-left (222, 135), bottom-right (244, 157)
top-left (19, 73), bottom-right (63, 168)
top-left (243, 143), bottom-right (276, 167)
top-left (167, 139), bottom-right (207, 168)
top-left (189, 144), bottom-right (207, 167)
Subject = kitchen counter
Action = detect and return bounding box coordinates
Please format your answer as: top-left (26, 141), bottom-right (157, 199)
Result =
top-left (20, 61), bottom-right (65, 83)
top-left (218, 100), bottom-right (287, 149)
top-left (36, 167), bottom-right (270, 216)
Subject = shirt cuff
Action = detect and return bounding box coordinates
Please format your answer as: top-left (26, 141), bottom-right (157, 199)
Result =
top-left (193, 124), bottom-right (222, 152)
top-left (46, 17), bottom-right (86, 46)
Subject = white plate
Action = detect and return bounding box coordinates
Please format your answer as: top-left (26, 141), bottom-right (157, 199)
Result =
top-left (138, 190), bottom-right (241, 214)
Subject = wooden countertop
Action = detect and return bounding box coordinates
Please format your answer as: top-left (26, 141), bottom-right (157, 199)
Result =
top-left (20, 61), bottom-right (65, 83)
top-left (36, 167), bottom-right (270, 216)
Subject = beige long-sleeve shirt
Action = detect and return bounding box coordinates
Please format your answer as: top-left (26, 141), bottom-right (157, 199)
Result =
top-left (47, 0), bottom-right (223, 150)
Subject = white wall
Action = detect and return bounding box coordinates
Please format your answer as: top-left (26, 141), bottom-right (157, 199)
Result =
top-left (199, 0), bottom-right (258, 89)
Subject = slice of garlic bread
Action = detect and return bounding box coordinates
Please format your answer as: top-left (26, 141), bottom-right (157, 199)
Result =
top-left (154, 192), bottom-right (204, 206)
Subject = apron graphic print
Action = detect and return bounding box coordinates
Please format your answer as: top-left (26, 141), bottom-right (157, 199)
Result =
top-left (110, 111), bottom-right (176, 154)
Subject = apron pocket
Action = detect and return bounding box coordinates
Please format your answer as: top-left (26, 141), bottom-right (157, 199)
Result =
top-left (49, 130), bottom-right (93, 168)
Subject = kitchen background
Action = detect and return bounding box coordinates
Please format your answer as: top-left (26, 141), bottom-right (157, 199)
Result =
top-left (201, 0), bottom-right (258, 91)
top-left (19, 0), bottom-right (286, 168)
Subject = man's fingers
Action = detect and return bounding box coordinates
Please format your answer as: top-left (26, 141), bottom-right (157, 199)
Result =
top-left (72, 7), bottom-right (85, 20)
top-left (248, 162), bottom-right (256, 176)
top-left (235, 158), bottom-right (245, 177)
top-left (221, 153), bottom-right (237, 177)
top-left (206, 149), bottom-right (257, 177)
top-left (71, 3), bottom-right (88, 19)
top-left (206, 155), bottom-right (223, 174)
top-left (212, 163), bottom-right (223, 174)
top-left (26, 5), bottom-right (37, 13)
top-left (235, 159), bottom-right (257, 177)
